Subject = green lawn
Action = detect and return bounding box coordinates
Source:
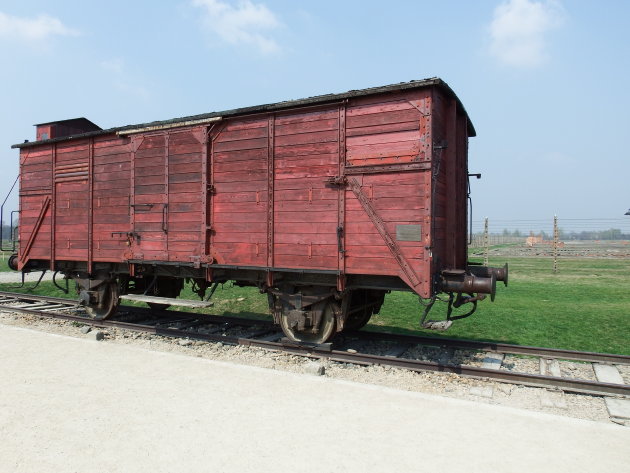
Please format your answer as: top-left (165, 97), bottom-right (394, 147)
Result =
top-left (373, 257), bottom-right (630, 355)
top-left (0, 250), bottom-right (14, 272)
top-left (1, 256), bottom-right (628, 354)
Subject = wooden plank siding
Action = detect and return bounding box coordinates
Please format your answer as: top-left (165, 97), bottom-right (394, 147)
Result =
top-left (53, 141), bottom-right (89, 262)
top-left (212, 117), bottom-right (268, 267)
top-left (16, 83), bottom-right (473, 299)
top-left (92, 136), bottom-right (132, 262)
top-left (340, 91), bottom-right (434, 293)
top-left (166, 130), bottom-right (203, 262)
top-left (455, 112), bottom-right (469, 267)
top-left (18, 146), bottom-right (53, 264)
top-left (345, 90), bottom-right (432, 168)
top-left (343, 171), bottom-right (429, 291)
top-left (430, 88), bottom-right (469, 273)
top-left (273, 109), bottom-right (339, 270)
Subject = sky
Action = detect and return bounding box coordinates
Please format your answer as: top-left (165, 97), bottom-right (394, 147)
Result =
top-left (0, 0), bottom-right (628, 230)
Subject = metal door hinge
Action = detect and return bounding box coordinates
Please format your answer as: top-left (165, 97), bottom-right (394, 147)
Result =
top-left (337, 226), bottom-right (345, 254)
top-left (326, 176), bottom-right (347, 186)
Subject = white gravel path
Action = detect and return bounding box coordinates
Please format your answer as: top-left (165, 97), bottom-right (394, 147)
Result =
top-left (0, 270), bottom-right (53, 284)
top-left (1, 323), bottom-right (629, 473)
top-left (0, 311), bottom-right (619, 425)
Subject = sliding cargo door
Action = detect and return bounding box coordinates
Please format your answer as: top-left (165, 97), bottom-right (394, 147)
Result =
top-left (211, 117), bottom-right (269, 267)
top-left (19, 147), bottom-right (53, 269)
top-left (53, 141), bottom-right (89, 263)
top-left (92, 136), bottom-right (132, 263)
top-left (273, 108), bottom-right (340, 270)
top-left (166, 130), bottom-right (203, 262)
top-left (131, 135), bottom-right (168, 261)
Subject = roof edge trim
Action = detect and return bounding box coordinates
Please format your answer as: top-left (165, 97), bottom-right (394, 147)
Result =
top-left (12, 77), bottom-right (475, 148)
top-left (117, 116), bottom-right (222, 136)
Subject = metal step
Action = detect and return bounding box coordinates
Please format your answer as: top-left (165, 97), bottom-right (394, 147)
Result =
top-left (119, 294), bottom-right (214, 308)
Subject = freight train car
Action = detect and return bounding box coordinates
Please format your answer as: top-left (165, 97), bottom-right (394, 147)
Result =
top-left (11, 78), bottom-right (507, 343)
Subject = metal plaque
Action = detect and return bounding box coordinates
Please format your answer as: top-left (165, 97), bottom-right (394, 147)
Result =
top-left (396, 224), bottom-right (422, 242)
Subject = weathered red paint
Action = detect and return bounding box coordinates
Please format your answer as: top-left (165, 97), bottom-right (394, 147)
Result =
top-left (15, 80), bottom-right (473, 299)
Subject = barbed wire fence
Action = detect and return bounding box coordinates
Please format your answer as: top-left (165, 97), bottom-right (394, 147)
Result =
top-left (468, 217), bottom-right (630, 269)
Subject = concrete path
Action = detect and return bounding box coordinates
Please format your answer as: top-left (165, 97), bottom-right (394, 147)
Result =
top-left (1, 324), bottom-right (628, 473)
top-left (0, 270), bottom-right (53, 284)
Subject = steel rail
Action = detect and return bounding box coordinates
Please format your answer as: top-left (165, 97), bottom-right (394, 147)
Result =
top-left (350, 330), bottom-right (630, 365)
top-left (1, 290), bottom-right (627, 366)
top-left (94, 319), bottom-right (630, 397)
top-left (0, 292), bottom-right (78, 305)
top-left (0, 291), bottom-right (629, 398)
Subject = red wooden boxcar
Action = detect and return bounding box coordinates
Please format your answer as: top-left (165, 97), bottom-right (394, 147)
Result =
top-left (12, 78), bottom-right (506, 342)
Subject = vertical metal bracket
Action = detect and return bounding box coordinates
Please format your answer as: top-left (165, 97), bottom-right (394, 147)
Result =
top-left (338, 103), bottom-right (347, 274)
top-left (50, 143), bottom-right (56, 270)
top-left (88, 137), bottom-right (94, 273)
top-left (267, 115), bottom-right (275, 272)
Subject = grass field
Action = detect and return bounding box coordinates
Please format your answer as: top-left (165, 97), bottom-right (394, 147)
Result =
top-left (375, 256), bottom-right (630, 355)
top-left (1, 256), bottom-right (628, 355)
top-left (0, 250), bottom-right (14, 272)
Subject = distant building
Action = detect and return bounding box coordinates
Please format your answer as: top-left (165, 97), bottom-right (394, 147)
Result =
top-left (526, 235), bottom-right (544, 247)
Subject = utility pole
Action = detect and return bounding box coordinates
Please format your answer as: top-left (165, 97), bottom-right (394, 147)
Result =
top-left (483, 217), bottom-right (489, 266)
top-left (553, 215), bottom-right (559, 273)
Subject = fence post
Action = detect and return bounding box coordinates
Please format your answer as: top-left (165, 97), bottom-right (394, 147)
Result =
top-left (483, 217), bottom-right (489, 266)
top-left (553, 215), bottom-right (558, 273)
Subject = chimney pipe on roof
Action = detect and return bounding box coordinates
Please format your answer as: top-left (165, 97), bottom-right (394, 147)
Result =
top-left (35, 118), bottom-right (101, 141)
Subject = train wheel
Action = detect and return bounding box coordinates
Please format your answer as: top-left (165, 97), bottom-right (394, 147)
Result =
top-left (85, 281), bottom-right (119, 320)
top-left (344, 310), bottom-right (372, 332)
top-left (279, 301), bottom-right (337, 344)
top-left (7, 254), bottom-right (18, 271)
top-left (343, 289), bottom-right (386, 332)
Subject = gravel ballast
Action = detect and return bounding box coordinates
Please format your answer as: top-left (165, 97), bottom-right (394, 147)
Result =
top-left (0, 310), bottom-right (619, 425)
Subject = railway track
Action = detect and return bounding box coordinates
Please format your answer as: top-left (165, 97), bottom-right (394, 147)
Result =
top-left (1, 290), bottom-right (629, 399)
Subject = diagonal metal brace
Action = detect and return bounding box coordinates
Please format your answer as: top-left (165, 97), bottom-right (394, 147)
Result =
top-left (21, 196), bottom-right (51, 263)
top-left (347, 177), bottom-right (420, 287)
